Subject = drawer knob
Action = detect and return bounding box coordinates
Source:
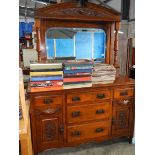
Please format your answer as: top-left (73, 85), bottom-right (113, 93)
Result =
top-left (71, 131), bottom-right (81, 136)
top-left (120, 91), bottom-right (128, 96)
top-left (95, 127), bottom-right (104, 133)
top-left (44, 98), bottom-right (53, 104)
top-left (72, 111), bottom-right (80, 117)
top-left (96, 94), bottom-right (105, 99)
top-left (72, 96), bottom-right (80, 101)
top-left (96, 109), bottom-right (105, 114)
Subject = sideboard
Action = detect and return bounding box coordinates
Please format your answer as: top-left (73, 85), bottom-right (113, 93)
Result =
top-left (28, 76), bottom-right (135, 155)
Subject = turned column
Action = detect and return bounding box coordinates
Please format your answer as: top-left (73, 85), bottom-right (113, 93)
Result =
top-left (36, 27), bottom-right (41, 62)
top-left (113, 22), bottom-right (120, 77)
top-left (35, 19), bottom-right (41, 62)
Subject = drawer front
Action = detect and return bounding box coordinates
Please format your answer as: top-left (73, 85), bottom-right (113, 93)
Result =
top-left (67, 102), bottom-right (110, 123)
top-left (67, 90), bottom-right (111, 104)
top-left (67, 121), bottom-right (109, 142)
top-left (114, 88), bottom-right (134, 99)
top-left (33, 95), bottom-right (62, 107)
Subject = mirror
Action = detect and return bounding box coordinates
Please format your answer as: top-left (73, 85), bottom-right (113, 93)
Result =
top-left (45, 28), bottom-right (106, 61)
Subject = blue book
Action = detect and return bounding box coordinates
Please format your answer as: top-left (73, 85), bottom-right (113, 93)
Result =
top-left (64, 69), bottom-right (92, 74)
top-left (30, 76), bottom-right (63, 81)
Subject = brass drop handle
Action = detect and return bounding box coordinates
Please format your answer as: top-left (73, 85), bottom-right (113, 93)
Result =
top-left (96, 109), bottom-right (105, 114)
top-left (72, 111), bottom-right (80, 117)
top-left (72, 96), bottom-right (80, 101)
top-left (95, 127), bottom-right (104, 133)
top-left (120, 91), bottom-right (128, 96)
top-left (123, 100), bottom-right (129, 105)
top-left (71, 131), bottom-right (81, 136)
top-left (44, 98), bottom-right (53, 104)
top-left (96, 94), bottom-right (105, 99)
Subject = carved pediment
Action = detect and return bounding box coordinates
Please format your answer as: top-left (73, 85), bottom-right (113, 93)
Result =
top-left (50, 8), bottom-right (105, 17)
top-left (35, 2), bottom-right (121, 22)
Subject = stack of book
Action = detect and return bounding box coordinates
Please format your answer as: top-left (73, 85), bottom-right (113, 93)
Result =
top-left (92, 63), bottom-right (116, 84)
top-left (63, 61), bottom-right (94, 89)
top-left (30, 63), bottom-right (63, 89)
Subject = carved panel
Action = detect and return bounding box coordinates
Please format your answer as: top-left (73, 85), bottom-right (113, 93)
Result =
top-left (118, 111), bottom-right (128, 129)
top-left (42, 118), bottom-right (58, 142)
top-left (116, 108), bottom-right (129, 130)
top-left (50, 8), bottom-right (106, 17)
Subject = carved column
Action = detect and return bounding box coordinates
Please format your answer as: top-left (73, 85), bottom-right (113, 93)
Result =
top-left (113, 22), bottom-right (120, 77)
top-left (36, 27), bottom-right (41, 62)
top-left (35, 19), bottom-right (41, 62)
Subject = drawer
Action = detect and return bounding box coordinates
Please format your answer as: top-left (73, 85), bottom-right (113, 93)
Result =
top-left (33, 95), bottom-right (63, 107)
top-left (67, 120), bottom-right (109, 142)
top-left (114, 87), bottom-right (134, 99)
top-left (67, 102), bottom-right (111, 123)
top-left (67, 90), bottom-right (111, 104)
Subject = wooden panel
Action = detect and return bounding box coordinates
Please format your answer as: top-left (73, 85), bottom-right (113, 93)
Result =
top-left (114, 87), bottom-right (134, 99)
top-left (112, 99), bottom-right (134, 136)
top-left (67, 120), bottom-right (109, 142)
top-left (33, 95), bottom-right (62, 107)
top-left (67, 102), bottom-right (111, 123)
top-left (35, 111), bottom-right (63, 151)
top-left (67, 90), bottom-right (111, 104)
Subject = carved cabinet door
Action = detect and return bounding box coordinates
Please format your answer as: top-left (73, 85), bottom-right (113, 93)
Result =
top-left (35, 108), bottom-right (63, 151)
top-left (112, 100), bottom-right (134, 136)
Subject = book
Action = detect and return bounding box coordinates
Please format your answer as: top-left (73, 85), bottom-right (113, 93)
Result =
top-left (30, 80), bottom-right (63, 87)
top-left (30, 63), bottom-right (62, 70)
top-left (30, 76), bottom-right (63, 81)
top-left (63, 77), bottom-right (91, 83)
top-left (64, 69), bottom-right (92, 74)
top-left (30, 71), bottom-right (63, 76)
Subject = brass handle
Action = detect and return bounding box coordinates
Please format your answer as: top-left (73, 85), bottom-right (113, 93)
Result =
top-left (71, 131), bottom-right (81, 136)
top-left (44, 98), bottom-right (53, 104)
top-left (72, 96), bottom-right (80, 101)
top-left (123, 100), bottom-right (129, 105)
top-left (96, 109), bottom-right (105, 114)
top-left (96, 94), bottom-right (105, 99)
top-left (95, 127), bottom-right (104, 133)
top-left (72, 111), bottom-right (80, 117)
top-left (120, 91), bottom-right (128, 96)
top-left (42, 108), bottom-right (60, 114)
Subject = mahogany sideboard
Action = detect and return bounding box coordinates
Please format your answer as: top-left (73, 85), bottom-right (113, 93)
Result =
top-left (28, 76), bottom-right (135, 155)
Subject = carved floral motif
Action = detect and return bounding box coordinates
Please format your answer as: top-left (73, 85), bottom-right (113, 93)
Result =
top-left (118, 111), bottom-right (127, 129)
top-left (44, 121), bottom-right (57, 141)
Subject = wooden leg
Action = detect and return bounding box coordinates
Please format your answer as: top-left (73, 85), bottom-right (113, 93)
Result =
top-left (20, 139), bottom-right (28, 155)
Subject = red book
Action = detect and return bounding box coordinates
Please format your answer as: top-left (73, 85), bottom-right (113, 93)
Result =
top-left (63, 77), bottom-right (91, 83)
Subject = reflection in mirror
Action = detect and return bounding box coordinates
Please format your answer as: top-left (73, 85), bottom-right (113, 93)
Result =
top-left (45, 28), bottom-right (106, 61)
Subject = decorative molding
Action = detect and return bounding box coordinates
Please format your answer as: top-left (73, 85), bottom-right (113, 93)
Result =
top-left (49, 8), bottom-right (106, 17)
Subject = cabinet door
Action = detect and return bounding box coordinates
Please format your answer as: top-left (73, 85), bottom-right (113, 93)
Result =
top-left (112, 100), bottom-right (134, 136)
top-left (35, 107), bottom-right (63, 151)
